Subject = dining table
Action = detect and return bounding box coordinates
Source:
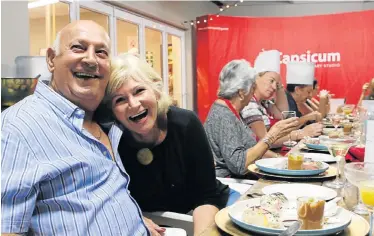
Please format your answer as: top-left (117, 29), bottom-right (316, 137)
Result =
top-left (199, 140), bottom-right (371, 236)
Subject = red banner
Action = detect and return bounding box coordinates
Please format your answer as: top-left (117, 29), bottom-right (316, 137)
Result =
top-left (196, 10), bottom-right (374, 122)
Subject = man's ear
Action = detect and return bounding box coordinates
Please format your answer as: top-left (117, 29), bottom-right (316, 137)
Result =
top-left (46, 48), bottom-right (56, 73)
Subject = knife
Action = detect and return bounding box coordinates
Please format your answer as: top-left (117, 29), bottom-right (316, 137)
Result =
top-left (278, 220), bottom-right (302, 236)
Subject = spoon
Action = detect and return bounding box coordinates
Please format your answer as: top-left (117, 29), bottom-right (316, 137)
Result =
top-left (278, 220), bottom-right (302, 236)
top-left (324, 197), bottom-right (341, 217)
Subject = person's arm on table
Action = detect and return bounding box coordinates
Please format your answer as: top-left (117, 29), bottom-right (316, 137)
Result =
top-left (244, 118), bottom-right (299, 166)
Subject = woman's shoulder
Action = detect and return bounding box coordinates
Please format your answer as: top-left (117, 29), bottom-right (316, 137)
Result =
top-left (205, 102), bottom-right (233, 122)
top-left (168, 106), bottom-right (201, 127)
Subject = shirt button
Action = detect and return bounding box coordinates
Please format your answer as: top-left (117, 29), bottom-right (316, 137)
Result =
top-left (103, 151), bottom-right (108, 156)
top-left (171, 184), bottom-right (175, 188)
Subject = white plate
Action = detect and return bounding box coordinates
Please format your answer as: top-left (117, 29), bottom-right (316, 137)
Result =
top-left (322, 128), bottom-right (343, 135)
top-left (303, 153), bottom-right (336, 163)
top-left (255, 158), bottom-right (329, 176)
top-left (304, 138), bottom-right (329, 151)
top-left (228, 198), bottom-right (352, 235)
top-left (262, 183), bottom-right (337, 201)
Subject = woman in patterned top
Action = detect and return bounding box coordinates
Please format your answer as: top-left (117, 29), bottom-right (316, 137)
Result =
top-left (241, 51), bottom-right (323, 148)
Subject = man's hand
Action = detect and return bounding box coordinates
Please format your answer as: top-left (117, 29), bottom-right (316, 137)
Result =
top-left (143, 216), bottom-right (166, 236)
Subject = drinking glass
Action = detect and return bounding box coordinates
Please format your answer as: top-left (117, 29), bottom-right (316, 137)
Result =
top-left (288, 153), bottom-right (304, 170)
top-left (329, 114), bottom-right (343, 131)
top-left (342, 104), bottom-right (355, 116)
top-left (322, 138), bottom-right (356, 189)
top-left (297, 197), bottom-right (325, 230)
top-left (345, 163), bottom-right (370, 215)
top-left (282, 111), bottom-right (297, 147)
top-left (346, 163), bottom-right (374, 236)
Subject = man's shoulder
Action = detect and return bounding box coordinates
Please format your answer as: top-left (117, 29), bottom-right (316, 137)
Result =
top-left (2, 96), bottom-right (51, 131)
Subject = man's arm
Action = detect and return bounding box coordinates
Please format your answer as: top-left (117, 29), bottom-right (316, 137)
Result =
top-left (2, 125), bottom-right (37, 234)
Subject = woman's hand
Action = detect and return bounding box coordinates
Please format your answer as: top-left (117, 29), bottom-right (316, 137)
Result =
top-left (301, 123), bottom-right (323, 138)
top-left (362, 83), bottom-right (370, 93)
top-left (267, 117), bottom-right (299, 141)
top-left (143, 216), bottom-right (165, 236)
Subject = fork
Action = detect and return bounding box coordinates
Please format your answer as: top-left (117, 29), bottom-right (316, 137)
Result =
top-left (246, 192), bottom-right (264, 198)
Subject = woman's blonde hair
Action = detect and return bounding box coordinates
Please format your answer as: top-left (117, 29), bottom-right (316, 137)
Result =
top-left (106, 53), bottom-right (172, 117)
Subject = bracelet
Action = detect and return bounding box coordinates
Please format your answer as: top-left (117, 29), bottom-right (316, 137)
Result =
top-left (262, 134), bottom-right (275, 148)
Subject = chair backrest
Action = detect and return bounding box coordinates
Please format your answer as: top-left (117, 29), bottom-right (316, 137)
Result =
top-left (143, 211), bottom-right (193, 235)
top-left (329, 98), bottom-right (345, 114)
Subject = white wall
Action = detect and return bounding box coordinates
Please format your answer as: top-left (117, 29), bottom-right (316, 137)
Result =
top-left (222, 1), bottom-right (374, 17)
top-left (1, 1), bottom-right (29, 77)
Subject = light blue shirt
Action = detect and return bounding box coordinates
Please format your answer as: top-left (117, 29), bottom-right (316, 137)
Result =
top-left (1, 80), bottom-right (149, 235)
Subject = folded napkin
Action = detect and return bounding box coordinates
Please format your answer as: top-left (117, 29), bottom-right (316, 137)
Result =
top-left (346, 147), bottom-right (365, 162)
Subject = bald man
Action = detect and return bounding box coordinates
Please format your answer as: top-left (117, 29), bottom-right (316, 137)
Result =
top-left (1, 21), bottom-right (148, 236)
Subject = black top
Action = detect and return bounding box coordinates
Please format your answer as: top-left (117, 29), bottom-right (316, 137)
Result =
top-left (118, 106), bottom-right (229, 213)
top-left (364, 94), bottom-right (374, 100)
top-left (286, 92), bottom-right (303, 118)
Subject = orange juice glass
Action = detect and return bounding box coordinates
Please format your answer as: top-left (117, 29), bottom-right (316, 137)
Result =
top-left (288, 153), bottom-right (304, 170)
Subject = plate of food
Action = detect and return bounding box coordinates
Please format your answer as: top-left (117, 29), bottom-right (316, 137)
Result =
top-left (228, 193), bottom-right (351, 235)
top-left (262, 184), bottom-right (337, 201)
top-left (255, 158), bottom-right (329, 176)
top-left (319, 135), bottom-right (356, 143)
top-left (302, 153), bottom-right (336, 163)
top-left (322, 128), bottom-right (343, 136)
top-left (304, 138), bottom-right (329, 151)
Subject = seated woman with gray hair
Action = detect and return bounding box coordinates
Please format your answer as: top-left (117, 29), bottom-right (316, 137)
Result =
top-left (204, 59), bottom-right (300, 178)
top-left (104, 53), bottom-right (234, 236)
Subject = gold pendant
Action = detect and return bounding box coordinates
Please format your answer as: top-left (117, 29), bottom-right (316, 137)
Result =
top-left (137, 148), bottom-right (154, 165)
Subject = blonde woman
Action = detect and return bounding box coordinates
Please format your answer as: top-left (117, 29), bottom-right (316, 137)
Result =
top-left (241, 51), bottom-right (323, 148)
top-left (105, 53), bottom-right (233, 236)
